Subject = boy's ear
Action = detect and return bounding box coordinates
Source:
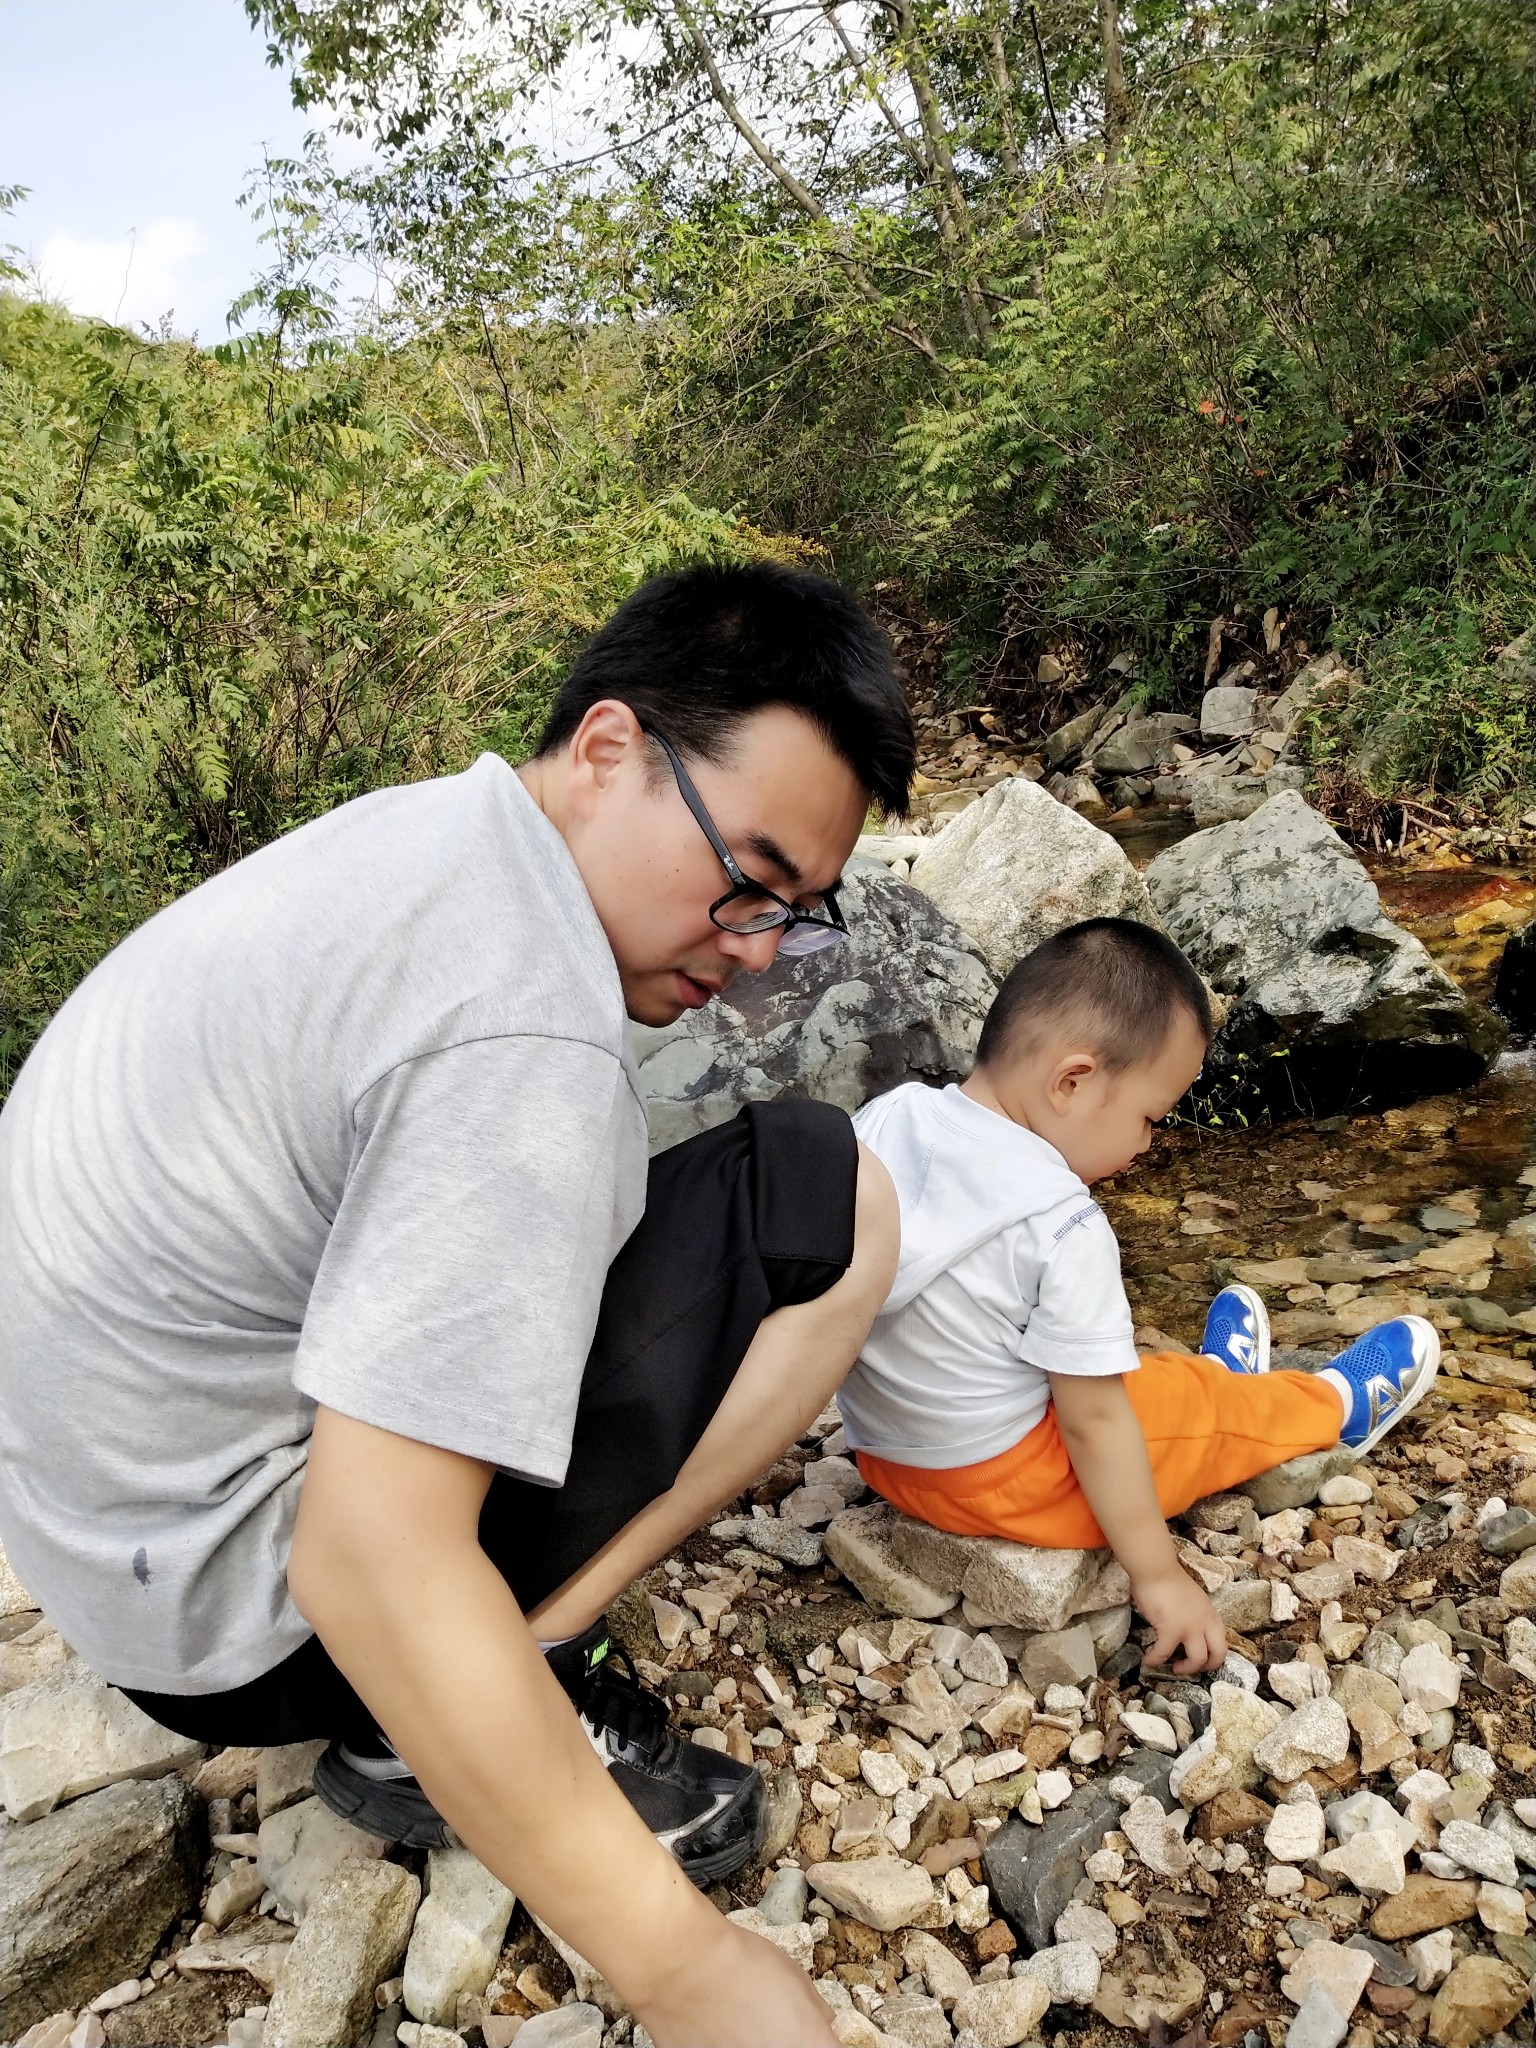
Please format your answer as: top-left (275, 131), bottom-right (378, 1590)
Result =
top-left (1048, 1049), bottom-right (1099, 1109)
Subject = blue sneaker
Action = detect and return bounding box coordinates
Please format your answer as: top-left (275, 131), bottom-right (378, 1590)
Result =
top-left (1202, 1285), bottom-right (1270, 1375)
top-left (1318, 1317), bottom-right (1440, 1454)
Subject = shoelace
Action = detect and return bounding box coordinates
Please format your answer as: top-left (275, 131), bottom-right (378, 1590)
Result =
top-left (576, 1643), bottom-right (677, 1766)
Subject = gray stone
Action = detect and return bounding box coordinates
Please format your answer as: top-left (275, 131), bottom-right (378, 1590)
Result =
top-left (874, 1991), bottom-right (952, 2047)
top-left (805, 1857), bottom-right (936, 1931)
top-left (757, 1866), bottom-right (810, 1927)
top-left (1190, 768), bottom-right (1305, 829)
top-left (262, 1858), bottom-right (420, 2048)
top-left (908, 774), bottom-right (1163, 980)
top-left (0, 1658), bottom-right (204, 1822)
top-left (983, 1749), bottom-right (1172, 1952)
top-left (1044, 705), bottom-right (1108, 768)
top-left (1285, 1979), bottom-right (1348, 2048)
top-left (634, 859), bottom-right (996, 1150)
top-left (1201, 687), bottom-right (1260, 740)
top-left (822, 1504), bottom-right (959, 1619)
top-left (104, 1976), bottom-right (225, 2048)
top-left (0, 1618), bottom-right (72, 1696)
top-left (1485, 1803), bottom-right (1536, 1873)
top-left (257, 1796), bottom-right (393, 1919)
top-left (1018, 1623), bottom-right (1098, 1693)
top-left (1239, 1448), bottom-right (1358, 1515)
top-left (708, 1516), bottom-right (825, 1570)
top-left (175, 1921), bottom-right (295, 1994)
top-left (1251, 1698), bottom-right (1351, 1782)
top-left (1480, 1507), bottom-right (1536, 1557)
top-left (1213, 1577), bottom-right (1274, 1632)
top-left (887, 1520), bottom-right (1125, 1634)
top-left (256, 1740), bottom-right (328, 1820)
top-left (512, 2007), bottom-right (605, 2048)
top-left (952, 1976), bottom-right (1050, 2048)
top-left (0, 1776), bottom-right (205, 2035)
top-left (1090, 715), bottom-right (1197, 775)
top-left (757, 1764), bottom-right (804, 1865)
top-left (402, 1846), bottom-right (515, 2026)
top-left (1344, 1934), bottom-right (1418, 1988)
top-left (1015, 1939), bottom-right (1101, 2004)
top-left (1146, 793), bottom-right (1503, 1115)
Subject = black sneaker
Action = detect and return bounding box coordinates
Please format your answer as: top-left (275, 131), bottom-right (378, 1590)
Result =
top-left (546, 1622), bottom-right (767, 1884)
top-left (313, 1619), bottom-right (765, 1883)
top-left (313, 1730), bottom-right (454, 1849)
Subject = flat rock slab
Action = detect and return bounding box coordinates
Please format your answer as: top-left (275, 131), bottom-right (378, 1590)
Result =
top-left (0, 1658), bottom-right (204, 1821)
top-left (0, 1775), bottom-right (205, 2034)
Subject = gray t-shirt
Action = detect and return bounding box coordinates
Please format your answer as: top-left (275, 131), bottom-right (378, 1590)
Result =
top-left (0, 755), bottom-right (647, 1693)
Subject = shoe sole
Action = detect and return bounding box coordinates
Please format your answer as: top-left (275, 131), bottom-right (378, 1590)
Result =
top-left (313, 1748), bottom-right (455, 1849)
top-left (671, 1771), bottom-right (768, 1886)
top-left (1207, 1284), bottom-right (1271, 1374)
top-left (1352, 1316), bottom-right (1440, 1456)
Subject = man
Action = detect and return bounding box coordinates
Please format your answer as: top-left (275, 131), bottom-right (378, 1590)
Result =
top-left (0, 562), bottom-right (914, 2046)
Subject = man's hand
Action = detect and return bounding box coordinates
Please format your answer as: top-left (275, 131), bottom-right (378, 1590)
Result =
top-left (1132, 1564), bottom-right (1228, 1675)
top-left (637, 1919), bottom-right (837, 2048)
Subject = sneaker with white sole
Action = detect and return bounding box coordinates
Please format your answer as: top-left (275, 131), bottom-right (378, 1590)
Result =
top-left (1317, 1316), bottom-right (1440, 1454)
top-left (313, 1618), bottom-right (765, 1882)
top-left (1201, 1284), bottom-right (1271, 1375)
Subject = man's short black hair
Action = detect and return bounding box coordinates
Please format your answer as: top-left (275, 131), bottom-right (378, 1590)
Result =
top-left (534, 560), bottom-right (914, 816)
top-left (976, 918), bottom-right (1213, 1073)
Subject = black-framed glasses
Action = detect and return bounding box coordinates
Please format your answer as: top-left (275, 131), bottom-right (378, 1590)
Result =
top-left (642, 724), bottom-right (849, 957)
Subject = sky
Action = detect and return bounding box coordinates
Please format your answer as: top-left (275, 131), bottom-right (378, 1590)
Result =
top-left (1, 0), bottom-right (317, 341)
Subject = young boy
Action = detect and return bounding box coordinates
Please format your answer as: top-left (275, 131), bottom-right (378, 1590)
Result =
top-left (840, 918), bottom-right (1440, 1675)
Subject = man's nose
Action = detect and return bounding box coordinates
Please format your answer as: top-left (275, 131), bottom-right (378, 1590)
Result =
top-left (717, 925), bottom-right (784, 974)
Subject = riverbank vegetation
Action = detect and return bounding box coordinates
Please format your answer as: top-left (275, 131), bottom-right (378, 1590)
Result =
top-left (2, 0), bottom-right (1532, 1080)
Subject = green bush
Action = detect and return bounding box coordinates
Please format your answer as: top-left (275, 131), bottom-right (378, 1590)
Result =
top-left (0, 295), bottom-right (771, 1089)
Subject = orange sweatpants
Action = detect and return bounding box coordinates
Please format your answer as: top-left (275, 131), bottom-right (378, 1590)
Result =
top-left (856, 1349), bottom-right (1345, 1551)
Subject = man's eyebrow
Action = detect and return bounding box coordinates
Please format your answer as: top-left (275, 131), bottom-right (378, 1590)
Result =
top-left (742, 830), bottom-right (803, 887)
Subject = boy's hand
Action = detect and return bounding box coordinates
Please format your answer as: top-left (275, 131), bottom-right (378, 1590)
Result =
top-left (1134, 1565), bottom-right (1228, 1674)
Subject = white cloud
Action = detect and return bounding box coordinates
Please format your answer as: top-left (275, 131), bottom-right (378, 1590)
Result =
top-left (33, 217), bottom-right (209, 334)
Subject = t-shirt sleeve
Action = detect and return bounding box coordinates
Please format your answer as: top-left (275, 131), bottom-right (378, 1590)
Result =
top-left (293, 1035), bottom-right (646, 1482)
top-left (1015, 1201), bottom-right (1140, 1379)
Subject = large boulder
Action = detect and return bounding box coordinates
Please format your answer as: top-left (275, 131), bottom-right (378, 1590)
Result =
top-left (634, 859), bottom-right (995, 1150)
top-left (0, 1775), bottom-right (205, 2033)
top-left (1146, 792), bottom-right (1504, 1114)
top-left (908, 775), bottom-right (1160, 979)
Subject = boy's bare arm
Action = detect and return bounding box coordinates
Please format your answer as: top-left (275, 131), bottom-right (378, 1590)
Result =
top-left (289, 1406), bottom-right (838, 2048)
top-left (1047, 1372), bottom-right (1227, 1675)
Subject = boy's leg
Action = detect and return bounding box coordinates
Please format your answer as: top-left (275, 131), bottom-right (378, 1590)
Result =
top-left (859, 1352), bottom-right (1345, 1551)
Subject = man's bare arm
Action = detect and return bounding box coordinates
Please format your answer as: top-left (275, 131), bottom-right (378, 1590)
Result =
top-left (288, 1406), bottom-right (837, 2047)
top-left (1047, 1372), bottom-right (1226, 1674)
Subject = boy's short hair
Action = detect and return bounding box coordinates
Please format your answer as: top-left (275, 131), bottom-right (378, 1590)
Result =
top-left (535, 560), bottom-right (915, 817)
top-left (976, 918), bottom-right (1213, 1073)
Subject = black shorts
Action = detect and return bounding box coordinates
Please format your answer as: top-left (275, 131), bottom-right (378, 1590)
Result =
top-left (124, 1098), bottom-right (858, 1746)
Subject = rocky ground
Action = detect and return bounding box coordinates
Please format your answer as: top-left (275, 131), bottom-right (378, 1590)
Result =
top-left (4, 667), bottom-right (1536, 2048)
top-left (3, 1121), bottom-right (1533, 2048)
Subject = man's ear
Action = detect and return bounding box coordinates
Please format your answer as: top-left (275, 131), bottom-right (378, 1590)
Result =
top-left (565, 700), bottom-right (646, 818)
top-left (1047, 1050), bottom-right (1099, 1113)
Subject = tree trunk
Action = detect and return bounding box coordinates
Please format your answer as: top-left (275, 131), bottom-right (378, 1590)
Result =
top-left (1098, 0), bottom-right (1131, 162)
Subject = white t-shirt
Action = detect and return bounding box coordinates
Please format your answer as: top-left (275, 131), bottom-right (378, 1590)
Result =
top-left (0, 756), bottom-right (648, 1693)
top-left (839, 1083), bottom-right (1139, 1468)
